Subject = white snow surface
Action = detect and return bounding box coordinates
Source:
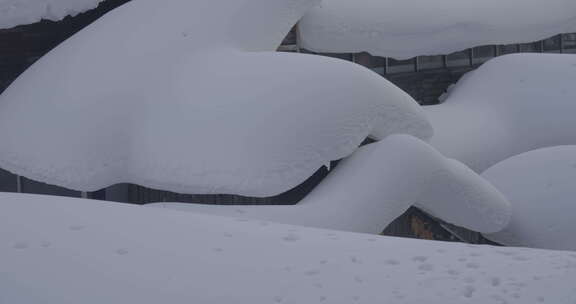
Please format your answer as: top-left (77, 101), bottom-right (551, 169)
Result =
top-left (0, 0), bottom-right (432, 197)
top-left (298, 0), bottom-right (576, 59)
top-left (1, 192), bottom-right (575, 304)
top-left (0, 0), bottom-right (104, 29)
top-left (482, 146), bottom-right (576, 251)
top-left (425, 53), bottom-right (576, 173)
top-left (149, 135), bottom-right (510, 234)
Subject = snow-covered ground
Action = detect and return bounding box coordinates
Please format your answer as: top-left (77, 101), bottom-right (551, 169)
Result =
top-left (425, 53), bottom-right (576, 173)
top-left (0, 0), bottom-right (104, 29)
top-left (1, 1), bottom-right (576, 302)
top-left (149, 135), bottom-right (510, 234)
top-left (1, 192), bottom-right (575, 304)
top-left (299, 0), bottom-right (576, 58)
top-left (482, 146), bottom-right (576, 251)
top-left (0, 0), bottom-right (432, 197)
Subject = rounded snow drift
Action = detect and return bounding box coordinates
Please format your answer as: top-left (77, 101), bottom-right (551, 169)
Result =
top-left (299, 0), bottom-right (576, 59)
top-left (426, 53), bottom-right (576, 172)
top-left (482, 146), bottom-right (576, 250)
top-left (149, 135), bottom-right (511, 234)
top-left (0, 0), bottom-right (431, 197)
top-left (0, 51), bottom-right (431, 197)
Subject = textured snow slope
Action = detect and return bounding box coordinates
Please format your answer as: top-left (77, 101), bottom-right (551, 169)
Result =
top-left (0, 0), bottom-right (104, 29)
top-left (150, 135), bottom-right (510, 234)
top-left (1, 193), bottom-right (575, 304)
top-left (0, 0), bottom-right (431, 196)
top-left (483, 146), bottom-right (576, 251)
top-left (299, 0), bottom-right (576, 59)
top-left (425, 53), bottom-right (576, 172)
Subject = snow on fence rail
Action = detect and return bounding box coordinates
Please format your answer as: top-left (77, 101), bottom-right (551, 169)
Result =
top-left (298, 0), bottom-right (576, 59)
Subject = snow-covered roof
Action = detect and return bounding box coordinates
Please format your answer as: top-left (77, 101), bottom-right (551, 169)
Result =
top-left (0, 0), bottom-right (105, 29)
top-left (483, 146), bottom-right (576, 251)
top-left (1, 192), bottom-right (575, 303)
top-left (150, 135), bottom-right (510, 234)
top-left (299, 0), bottom-right (576, 59)
top-left (0, 0), bottom-right (431, 196)
top-left (425, 53), bottom-right (576, 173)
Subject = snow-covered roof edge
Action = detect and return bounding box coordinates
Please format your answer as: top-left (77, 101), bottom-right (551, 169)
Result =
top-left (298, 0), bottom-right (576, 59)
top-left (0, 0), bottom-right (106, 30)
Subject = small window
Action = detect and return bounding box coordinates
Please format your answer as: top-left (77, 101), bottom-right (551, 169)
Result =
top-left (354, 52), bottom-right (387, 75)
top-left (418, 55), bottom-right (444, 70)
top-left (446, 50), bottom-right (471, 67)
top-left (499, 44), bottom-right (519, 55)
top-left (543, 35), bottom-right (561, 53)
top-left (562, 33), bottom-right (576, 53)
top-left (354, 52), bottom-right (373, 67)
top-left (472, 45), bottom-right (495, 64)
top-left (387, 57), bottom-right (416, 74)
top-left (318, 52), bottom-right (353, 61)
top-left (370, 56), bottom-right (387, 75)
top-left (519, 41), bottom-right (542, 53)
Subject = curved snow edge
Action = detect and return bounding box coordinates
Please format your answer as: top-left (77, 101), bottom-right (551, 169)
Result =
top-left (0, 0), bottom-right (105, 30)
top-left (149, 135), bottom-right (510, 234)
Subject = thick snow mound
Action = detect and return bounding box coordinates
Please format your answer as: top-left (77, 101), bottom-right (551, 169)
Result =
top-left (426, 53), bottom-right (576, 172)
top-left (0, 0), bottom-right (104, 29)
top-left (149, 135), bottom-right (510, 234)
top-left (482, 146), bottom-right (576, 251)
top-left (1, 193), bottom-right (574, 304)
top-left (299, 0), bottom-right (576, 59)
top-left (0, 0), bottom-right (431, 197)
top-left (0, 52), bottom-right (430, 197)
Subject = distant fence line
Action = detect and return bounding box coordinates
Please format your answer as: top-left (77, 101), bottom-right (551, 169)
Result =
top-left (279, 28), bottom-right (576, 104)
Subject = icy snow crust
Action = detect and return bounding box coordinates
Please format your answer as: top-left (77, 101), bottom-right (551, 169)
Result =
top-left (0, 0), bottom-right (432, 196)
top-left (150, 135), bottom-right (510, 234)
top-left (425, 53), bottom-right (576, 173)
top-left (483, 146), bottom-right (576, 251)
top-left (1, 193), bottom-right (574, 304)
top-left (0, 0), bottom-right (104, 29)
top-left (299, 0), bottom-right (576, 59)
